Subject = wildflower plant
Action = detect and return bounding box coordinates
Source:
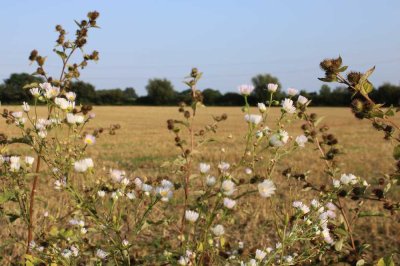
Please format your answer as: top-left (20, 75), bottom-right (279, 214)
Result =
top-left (0, 12), bottom-right (398, 266)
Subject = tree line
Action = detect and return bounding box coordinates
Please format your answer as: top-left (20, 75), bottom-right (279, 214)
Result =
top-left (1, 72), bottom-right (399, 106)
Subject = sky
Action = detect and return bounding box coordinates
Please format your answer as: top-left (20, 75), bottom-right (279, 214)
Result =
top-left (0, 0), bottom-right (399, 95)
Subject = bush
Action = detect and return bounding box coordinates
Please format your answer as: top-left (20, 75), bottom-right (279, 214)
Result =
top-left (0, 12), bottom-right (398, 265)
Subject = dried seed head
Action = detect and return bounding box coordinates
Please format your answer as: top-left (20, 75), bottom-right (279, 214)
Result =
top-left (320, 59), bottom-right (333, 71)
top-left (184, 111), bottom-right (190, 118)
top-left (347, 71), bottom-right (362, 85)
top-left (29, 50), bottom-right (38, 61)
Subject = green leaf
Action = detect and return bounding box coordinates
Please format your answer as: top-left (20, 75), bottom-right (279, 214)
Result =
top-left (362, 80), bottom-right (373, 94)
top-left (0, 191), bottom-right (15, 204)
top-left (358, 211), bottom-right (384, 217)
top-left (54, 49), bottom-right (67, 60)
top-left (318, 77), bottom-right (334, 82)
top-left (338, 66), bottom-right (348, 72)
top-left (377, 255), bottom-right (395, 266)
top-left (22, 82), bottom-right (40, 90)
top-left (393, 145), bottom-right (400, 160)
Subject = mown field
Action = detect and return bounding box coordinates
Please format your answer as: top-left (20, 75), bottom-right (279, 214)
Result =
top-left (1, 106), bottom-right (399, 261)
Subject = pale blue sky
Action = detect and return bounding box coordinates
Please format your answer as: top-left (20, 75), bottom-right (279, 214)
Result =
top-left (1, 0), bottom-right (399, 95)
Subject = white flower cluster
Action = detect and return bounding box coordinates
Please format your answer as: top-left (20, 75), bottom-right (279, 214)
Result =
top-left (155, 179), bottom-right (174, 202)
top-left (333, 173), bottom-right (367, 188)
top-left (61, 245), bottom-right (79, 259)
top-left (30, 82), bottom-right (60, 100)
top-left (0, 155), bottom-right (35, 172)
top-left (74, 158), bottom-right (94, 173)
top-left (244, 114), bottom-right (262, 125)
top-left (69, 218), bottom-right (87, 234)
top-left (269, 130), bottom-right (289, 147)
top-left (293, 199), bottom-right (338, 245)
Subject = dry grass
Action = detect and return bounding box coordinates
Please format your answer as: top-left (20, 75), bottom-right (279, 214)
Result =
top-left (1, 106), bottom-right (399, 261)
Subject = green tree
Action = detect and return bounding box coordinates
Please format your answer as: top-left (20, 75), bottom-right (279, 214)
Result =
top-left (145, 78), bottom-right (176, 105)
top-left (0, 73), bottom-right (43, 103)
top-left (251, 74), bottom-right (282, 102)
top-left (70, 81), bottom-right (97, 104)
top-left (202, 88), bottom-right (222, 105)
top-left (123, 87), bottom-right (138, 100)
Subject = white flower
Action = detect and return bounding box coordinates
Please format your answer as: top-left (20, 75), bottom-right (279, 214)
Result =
top-left (244, 114), bottom-right (262, 125)
top-left (54, 179), bottom-right (66, 190)
top-left (22, 102), bottom-right (30, 112)
top-left (258, 179), bottom-right (276, 198)
top-left (75, 115), bottom-right (85, 124)
top-left (258, 103), bottom-right (267, 113)
top-left (110, 169), bottom-right (125, 183)
top-left (292, 201), bottom-right (303, 208)
top-left (126, 191), bottom-right (136, 200)
top-left (206, 175), bottom-right (216, 186)
top-left (66, 113), bottom-right (85, 125)
top-left (199, 163), bottom-right (210, 174)
top-left (156, 186), bottom-right (173, 202)
top-left (122, 239), bottom-right (129, 247)
top-left (97, 190), bottom-right (106, 197)
top-left (295, 135), bottom-right (308, 147)
top-left (333, 179), bottom-right (341, 188)
top-left (281, 98), bottom-right (296, 114)
top-left (61, 249), bottom-right (72, 258)
top-left (121, 177), bottom-right (130, 186)
top-left (287, 88), bottom-right (299, 96)
top-left (211, 224), bottom-right (225, 236)
top-left (55, 97), bottom-right (73, 110)
top-left (25, 156), bottom-right (35, 166)
top-left (141, 184), bottom-right (153, 193)
top-left (238, 84), bottom-right (254, 96)
top-left (66, 113), bottom-right (76, 124)
top-left (74, 158), bottom-right (94, 173)
top-left (71, 245), bottom-right (79, 257)
top-left (65, 91), bottom-right (76, 101)
top-left (267, 83), bottom-right (278, 92)
top-left (96, 249), bottom-right (108, 259)
top-left (340, 173), bottom-right (358, 185)
top-left (80, 227), bottom-right (87, 234)
top-left (12, 111), bottom-right (23, 118)
top-left (326, 202), bottom-right (337, 211)
top-left (38, 130), bottom-right (47, 139)
top-left (221, 179), bottom-right (236, 196)
top-left (41, 83), bottom-right (60, 99)
top-left (9, 156), bottom-right (21, 172)
top-left (223, 198), bottom-right (236, 209)
top-left (178, 256), bottom-right (189, 265)
top-left (218, 162), bottom-right (230, 172)
top-left (300, 204), bottom-right (310, 214)
top-left (269, 130), bottom-right (289, 147)
top-left (297, 95), bottom-right (309, 105)
top-left (248, 259), bottom-right (257, 266)
top-left (185, 210), bottom-right (199, 222)
top-left (161, 179), bottom-right (173, 189)
top-left (30, 88), bottom-right (40, 97)
top-left (245, 168), bottom-right (252, 175)
top-left (255, 249), bottom-right (267, 261)
top-left (322, 228), bottom-right (334, 244)
top-left (311, 199), bottom-right (320, 208)
top-left (134, 177), bottom-right (143, 189)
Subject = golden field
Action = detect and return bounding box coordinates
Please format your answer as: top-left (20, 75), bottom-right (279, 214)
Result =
top-left (1, 106), bottom-right (399, 261)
